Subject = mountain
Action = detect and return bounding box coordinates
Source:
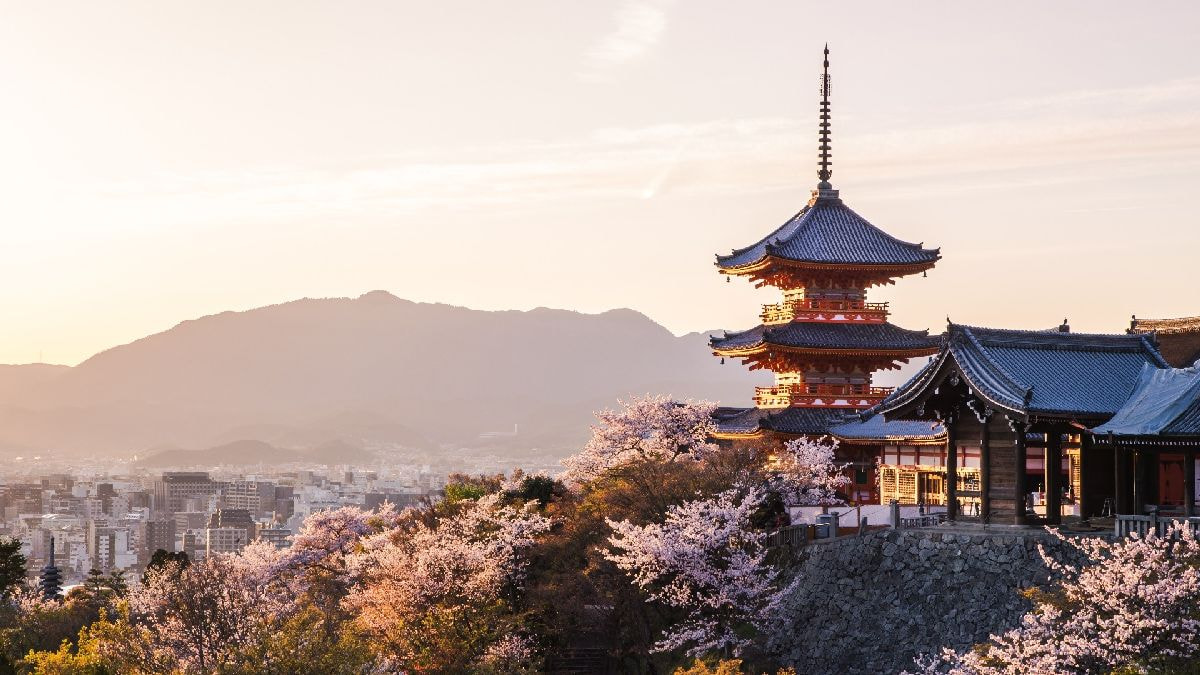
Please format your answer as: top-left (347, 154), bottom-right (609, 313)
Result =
top-left (135, 438), bottom-right (377, 468)
top-left (0, 292), bottom-right (764, 458)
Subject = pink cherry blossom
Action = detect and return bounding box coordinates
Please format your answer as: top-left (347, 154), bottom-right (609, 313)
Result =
top-left (605, 487), bottom-right (787, 657)
top-left (562, 395), bottom-right (718, 485)
top-left (768, 436), bottom-right (850, 506)
top-left (918, 523), bottom-right (1200, 674)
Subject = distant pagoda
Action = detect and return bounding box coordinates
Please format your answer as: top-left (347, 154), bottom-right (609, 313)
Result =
top-left (710, 46), bottom-right (940, 445)
top-left (38, 537), bottom-right (63, 601)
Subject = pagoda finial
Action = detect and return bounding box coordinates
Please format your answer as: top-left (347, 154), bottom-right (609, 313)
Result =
top-left (817, 43), bottom-right (833, 188)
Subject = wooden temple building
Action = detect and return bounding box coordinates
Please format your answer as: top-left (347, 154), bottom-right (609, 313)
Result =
top-left (874, 322), bottom-right (1197, 524)
top-left (702, 47), bottom-right (1200, 523)
top-left (709, 47), bottom-right (945, 503)
top-left (1130, 315), bottom-right (1200, 368)
top-left (1091, 363), bottom-right (1200, 517)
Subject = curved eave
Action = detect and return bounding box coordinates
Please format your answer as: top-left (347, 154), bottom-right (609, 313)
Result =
top-left (717, 254), bottom-right (940, 279)
top-left (1090, 433), bottom-right (1200, 446)
top-left (711, 343), bottom-right (939, 359)
top-left (711, 428), bottom-right (768, 441)
top-left (835, 434), bottom-right (947, 446)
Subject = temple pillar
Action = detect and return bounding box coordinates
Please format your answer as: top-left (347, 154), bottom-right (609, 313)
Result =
top-left (1078, 433), bottom-right (1091, 518)
top-left (1045, 430), bottom-right (1062, 525)
top-left (1014, 421), bottom-right (1028, 526)
top-left (1186, 450), bottom-right (1196, 518)
top-left (1133, 450), bottom-right (1146, 514)
top-left (979, 417), bottom-right (991, 523)
top-left (1115, 443), bottom-right (1132, 515)
top-left (945, 415), bottom-right (958, 521)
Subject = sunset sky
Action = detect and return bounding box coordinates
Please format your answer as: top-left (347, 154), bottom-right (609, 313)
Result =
top-left (2, 1), bottom-right (1199, 366)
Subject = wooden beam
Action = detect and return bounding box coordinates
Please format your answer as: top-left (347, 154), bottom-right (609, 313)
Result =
top-left (1078, 432), bottom-right (1092, 518)
top-left (1186, 450), bottom-right (1196, 518)
top-left (946, 415), bottom-right (958, 521)
top-left (1014, 421), bottom-right (1028, 526)
top-left (980, 416), bottom-right (991, 523)
top-left (1115, 442), bottom-right (1131, 515)
top-left (1046, 430), bottom-right (1062, 525)
top-left (1133, 450), bottom-right (1146, 514)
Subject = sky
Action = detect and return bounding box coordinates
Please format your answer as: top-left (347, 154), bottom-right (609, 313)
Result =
top-left (2, 1), bottom-right (1199, 366)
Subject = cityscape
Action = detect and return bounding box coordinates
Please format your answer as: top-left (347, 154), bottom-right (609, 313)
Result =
top-left (3, 2), bottom-right (1200, 674)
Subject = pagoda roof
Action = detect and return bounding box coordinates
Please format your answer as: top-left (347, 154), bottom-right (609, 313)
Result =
top-left (713, 405), bottom-right (945, 442)
top-left (878, 324), bottom-right (1169, 421)
top-left (716, 191), bottom-right (940, 272)
top-left (713, 406), bottom-right (851, 437)
top-left (710, 321), bottom-right (937, 355)
top-left (1092, 363), bottom-right (1200, 438)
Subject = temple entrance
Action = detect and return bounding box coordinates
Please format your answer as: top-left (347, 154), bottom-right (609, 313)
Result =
top-left (920, 474), bottom-right (944, 504)
top-left (1159, 453), bottom-right (1186, 507)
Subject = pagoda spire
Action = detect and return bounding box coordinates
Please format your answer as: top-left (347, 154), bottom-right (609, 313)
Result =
top-left (817, 44), bottom-right (833, 188)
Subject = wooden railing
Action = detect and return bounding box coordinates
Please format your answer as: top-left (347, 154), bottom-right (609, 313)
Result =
top-left (760, 300), bottom-right (890, 325)
top-left (763, 524), bottom-right (811, 550)
top-left (754, 384), bottom-right (894, 408)
top-left (1114, 513), bottom-right (1200, 538)
top-left (900, 512), bottom-right (947, 528)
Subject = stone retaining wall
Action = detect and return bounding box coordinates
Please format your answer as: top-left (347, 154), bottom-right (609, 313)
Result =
top-left (767, 528), bottom-right (1093, 674)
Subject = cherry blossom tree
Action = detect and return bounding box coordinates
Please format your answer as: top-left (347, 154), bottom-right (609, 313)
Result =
top-left (562, 395), bottom-right (718, 485)
top-left (343, 493), bottom-right (552, 671)
top-left (768, 436), bottom-right (849, 506)
top-left (126, 552), bottom-right (279, 672)
top-left (604, 487), bottom-right (790, 657)
top-left (918, 523), bottom-right (1200, 674)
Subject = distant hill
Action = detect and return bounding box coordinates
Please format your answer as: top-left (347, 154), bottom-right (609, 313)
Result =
top-left (0, 292), bottom-right (764, 458)
top-left (135, 438), bottom-right (377, 468)
top-left (136, 440), bottom-right (309, 468)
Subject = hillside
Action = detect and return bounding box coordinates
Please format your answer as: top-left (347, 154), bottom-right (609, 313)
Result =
top-left (0, 292), bottom-right (764, 457)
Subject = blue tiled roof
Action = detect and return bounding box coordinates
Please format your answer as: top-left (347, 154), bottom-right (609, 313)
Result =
top-left (713, 406), bottom-right (852, 436)
top-left (716, 192), bottom-right (940, 270)
top-left (1169, 399), bottom-right (1200, 435)
top-left (714, 405), bottom-right (945, 441)
top-left (711, 321), bottom-right (937, 353)
top-left (829, 412), bottom-right (945, 441)
top-left (879, 324), bottom-right (1169, 420)
top-left (1092, 364), bottom-right (1200, 437)
top-left (712, 406), bottom-right (773, 434)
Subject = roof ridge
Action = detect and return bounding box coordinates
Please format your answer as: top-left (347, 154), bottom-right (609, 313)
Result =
top-left (716, 207), bottom-right (809, 263)
top-left (1137, 334), bottom-right (1172, 368)
top-left (836, 201), bottom-right (940, 255)
top-left (954, 324), bottom-right (1033, 400)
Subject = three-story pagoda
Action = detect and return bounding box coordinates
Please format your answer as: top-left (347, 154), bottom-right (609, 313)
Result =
top-left (710, 48), bottom-right (943, 494)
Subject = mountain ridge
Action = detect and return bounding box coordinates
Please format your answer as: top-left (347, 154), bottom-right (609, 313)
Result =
top-left (0, 291), bottom-right (764, 458)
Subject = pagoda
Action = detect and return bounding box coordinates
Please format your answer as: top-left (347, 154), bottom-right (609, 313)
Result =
top-left (38, 537), bottom-right (63, 600)
top-left (710, 47), bottom-right (943, 499)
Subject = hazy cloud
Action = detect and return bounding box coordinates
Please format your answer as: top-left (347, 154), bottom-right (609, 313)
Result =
top-left (12, 77), bottom-right (1200, 239)
top-left (580, 0), bottom-right (673, 81)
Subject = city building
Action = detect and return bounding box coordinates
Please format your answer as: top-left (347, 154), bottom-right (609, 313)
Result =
top-left (153, 472), bottom-right (217, 513)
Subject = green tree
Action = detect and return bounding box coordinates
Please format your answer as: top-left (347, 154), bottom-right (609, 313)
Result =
top-left (141, 550), bottom-right (188, 586)
top-left (509, 475), bottom-right (562, 507)
top-left (0, 538), bottom-right (26, 600)
top-left (103, 570), bottom-right (127, 599)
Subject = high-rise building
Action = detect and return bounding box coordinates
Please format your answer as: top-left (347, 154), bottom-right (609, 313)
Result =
top-left (153, 472), bottom-right (217, 513)
top-left (205, 509), bottom-right (256, 555)
top-left (221, 481), bottom-right (276, 516)
top-left (205, 527), bottom-right (249, 555)
top-left (143, 519), bottom-right (177, 558)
